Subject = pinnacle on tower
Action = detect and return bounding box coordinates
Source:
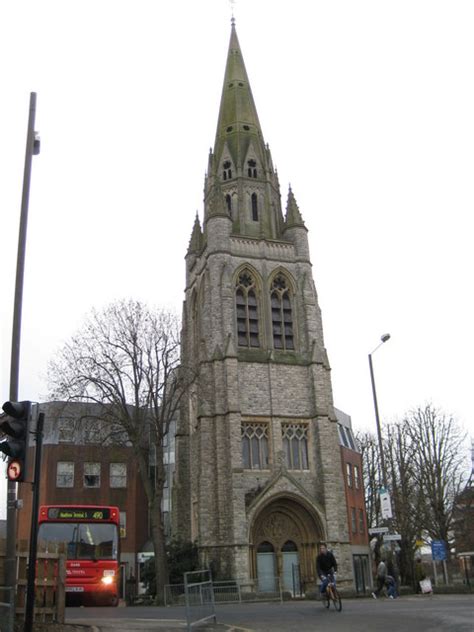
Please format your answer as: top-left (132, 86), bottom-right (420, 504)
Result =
top-left (187, 213), bottom-right (203, 254)
top-left (285, 185), bottom-right (306, 228)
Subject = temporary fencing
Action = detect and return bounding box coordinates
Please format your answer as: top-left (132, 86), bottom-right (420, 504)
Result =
top-left (184, 569), bottom-right (216, 631)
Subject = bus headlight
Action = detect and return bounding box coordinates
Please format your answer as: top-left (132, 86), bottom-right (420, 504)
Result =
top-left (101, 570), bottom-right (115, 585)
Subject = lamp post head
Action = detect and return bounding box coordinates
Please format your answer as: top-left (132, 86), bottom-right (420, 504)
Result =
top-left (381, 333), bottom-right (391, 343)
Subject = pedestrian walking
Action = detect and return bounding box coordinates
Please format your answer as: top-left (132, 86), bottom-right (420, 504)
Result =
top-left (414, 558), bottom-right (426, 594)
top-left (372, 558), bottom-right (387, 598)
top-left (385, 575), bottom-right (398, 598)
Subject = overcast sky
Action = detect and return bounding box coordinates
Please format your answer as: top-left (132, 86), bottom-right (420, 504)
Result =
top-left (1, 1), bottom-right (474, 517)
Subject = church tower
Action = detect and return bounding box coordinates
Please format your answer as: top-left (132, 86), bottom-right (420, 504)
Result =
top-left (174, 20), bottom-right (352, 590)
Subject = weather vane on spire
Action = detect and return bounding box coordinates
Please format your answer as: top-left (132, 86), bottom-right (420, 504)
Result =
top-left (230, 0), bottom-right (236, 25)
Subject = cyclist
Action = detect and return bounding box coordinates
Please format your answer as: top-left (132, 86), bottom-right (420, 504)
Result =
top-left (316, 543), bottom-right (338, 597)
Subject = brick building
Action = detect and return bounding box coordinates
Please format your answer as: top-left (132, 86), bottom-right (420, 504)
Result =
top-left (174, 20), bottom-right (353, 592)
top-left (335, 408), bottom-right (372, 593)
top-left (17, 401), bottom-right (159, 594)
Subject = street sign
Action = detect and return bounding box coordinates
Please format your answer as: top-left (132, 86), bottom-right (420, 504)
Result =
top-left (431, 540), bottom-right (447, 561)
top-left (380, 489), bottom-right (393, 519)
top-left (369, 527), bottom-right (389, 535)
top-left (384, 533), bottom-right (402, 542)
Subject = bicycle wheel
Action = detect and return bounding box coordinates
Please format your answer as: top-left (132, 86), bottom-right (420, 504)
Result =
top-left (331, 587), bottom-right (342, 612)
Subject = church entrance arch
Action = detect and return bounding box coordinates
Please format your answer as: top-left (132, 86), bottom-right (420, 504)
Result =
top-left (250, 496), bottom-right (324, 593)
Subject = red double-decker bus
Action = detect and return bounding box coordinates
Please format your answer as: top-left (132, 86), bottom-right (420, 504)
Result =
top-left (38, 505), bottom-right (120, 606)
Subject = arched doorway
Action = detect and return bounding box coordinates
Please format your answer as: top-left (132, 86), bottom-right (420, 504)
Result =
top-left (250, 496), bottom-right (324, 593)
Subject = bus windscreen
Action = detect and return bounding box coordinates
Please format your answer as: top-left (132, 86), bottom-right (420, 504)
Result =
top-left (38, 522), bottom-right (118, 560)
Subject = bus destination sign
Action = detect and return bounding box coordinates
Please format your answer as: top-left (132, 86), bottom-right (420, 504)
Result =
top-left (47, 507), bottom-right (111, 521)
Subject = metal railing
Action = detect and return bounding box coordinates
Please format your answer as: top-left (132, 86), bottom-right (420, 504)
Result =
top-left (165, 575), bottom-right (285, 607)
top-left (184, 570), bottom-right (216, 631)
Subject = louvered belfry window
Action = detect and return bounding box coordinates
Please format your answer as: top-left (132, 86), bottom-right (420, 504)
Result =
top-left (271, 274), bottom-right (294, 350)
top-left (236, 271), bottom-right (260, 348)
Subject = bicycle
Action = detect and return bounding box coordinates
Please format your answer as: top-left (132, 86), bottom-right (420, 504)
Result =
top-left (321, 573), bottom-right (342, 612)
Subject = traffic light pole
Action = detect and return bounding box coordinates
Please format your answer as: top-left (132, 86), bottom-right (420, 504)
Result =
top-left (5, 92), bottom-right (38, 632)
top-left (24, 412), bottom-right (44, 632)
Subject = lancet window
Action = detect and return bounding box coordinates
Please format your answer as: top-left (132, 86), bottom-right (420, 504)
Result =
top-left (247, 159), bottom-right (257, 178)
top-left (270, 274), bottom-right (294, 350)
top-left (236, 271), bottom-right (260, 348)
top-left (223, 160), bottom-right (232, 180)
top-left (251, 193), bottom-right (258, 221)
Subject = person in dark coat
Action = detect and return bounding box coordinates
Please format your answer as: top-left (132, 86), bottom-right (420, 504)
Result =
top-left (316, 543), bottom-right (338, 596)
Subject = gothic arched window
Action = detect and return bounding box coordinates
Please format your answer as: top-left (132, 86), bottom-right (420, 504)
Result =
top-left (270, 274), bottom-right (294, 350)
top-left (248, 159), bottom-right (257, 178)
top-left (223, 160), bottom-right (232, 180)
top-left (251, 193), bottom-right (258, 221)
top-left (242, 422), bottom-right (269, 469)
top-left (282, 423), bottom-right (308, 469)
top-left (236, 270), bottom-right (260, 348)
top-left (225, 194), bottom-right (232, 213)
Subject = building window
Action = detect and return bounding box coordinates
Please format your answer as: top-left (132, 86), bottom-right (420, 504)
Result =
top-left (223, 160), bottom-right (232, 180)
top-left (354, 465), bottom-right (360, 489)
top-left (110, 463), bottom-right (127, 488)
top-left (225, 194), bottom-right (232, 213)
top-left (271, 274), bottom-right (294, 350)
top-left (56, 461), bottom-right (74, 488)
top-left (236, 271), bottom-right (260, 348)
top-left (119, 511), bottom-right (126, 538)
top-left (351, 507), bottom-right (357, 533)
top-left (241, 422), bottom-right (269, 469)
top-left (111, 423), bottom-right (129, 444)
top-left (251, 193), bottom-right (258, 221)
top-left (346, 462), bottom-right (353, 488)
top-left (247, 159), bottom-right (257, 178)
top-left (282, 423), bottom-right (309, 469)
top-left (83, 462), bottom-right (100, 488)
top-left (58, 419), bottom-right (74, 443)
top-left (359, 509), bottom-right (365, 534)
top-left (83, 420), bottom-right (102, 444)
top-left (338, 424), bottom-right (349, 447)
top-left (346, 427), bottom-right (356, 450)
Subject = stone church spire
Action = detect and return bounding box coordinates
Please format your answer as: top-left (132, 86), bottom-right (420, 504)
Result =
top-left (213, 19), bottom-right (264, 166)
top-left (203, 19), bottom-right (284, 240)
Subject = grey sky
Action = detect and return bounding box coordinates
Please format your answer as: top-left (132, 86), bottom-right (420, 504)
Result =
top-left (2, 0), bottom-right (473, 515)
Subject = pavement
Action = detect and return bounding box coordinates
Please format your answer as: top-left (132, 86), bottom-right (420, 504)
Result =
top-left (67, 594), bottom-right (474, 631)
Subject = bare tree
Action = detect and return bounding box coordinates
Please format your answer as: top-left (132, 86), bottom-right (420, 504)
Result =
top-left (385, 422), bottom-right (424, 584)
top-left (48, 299), bottom-right (195, 602)
top-left (404, 404), bottom-right (467, 549)
top-left (358, 431), bottom-right (382, 528)
top-left (359, 405), bottom-right (468, 585)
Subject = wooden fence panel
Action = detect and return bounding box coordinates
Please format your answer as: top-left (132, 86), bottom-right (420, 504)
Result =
top-left (0, 538), bottom-right (66, 624)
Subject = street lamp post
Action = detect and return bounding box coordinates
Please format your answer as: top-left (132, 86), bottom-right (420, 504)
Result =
top-left (368, 333), bottom-right (390, 491)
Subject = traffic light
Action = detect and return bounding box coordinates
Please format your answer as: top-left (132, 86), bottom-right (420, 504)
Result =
top-left (0, 400), bottom-right (31, 482)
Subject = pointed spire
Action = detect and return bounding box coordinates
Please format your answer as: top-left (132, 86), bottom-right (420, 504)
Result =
top-left (187, 212), bottom-right (202, 254)
top-left (213, 21), bottom-right (265, 164)
top-left (285, 185), bottom-right (306, 228)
